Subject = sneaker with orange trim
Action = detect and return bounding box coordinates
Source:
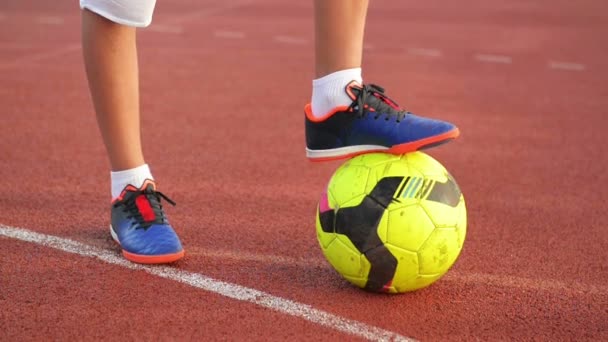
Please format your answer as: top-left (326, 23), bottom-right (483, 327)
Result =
top-left (305, 82), bottom-right (460, 161)
top-left (110, 180), bottom-right (184, 264)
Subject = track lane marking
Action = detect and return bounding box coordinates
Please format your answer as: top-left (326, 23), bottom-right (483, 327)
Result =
top-left (0, 43), bottom-right (41, 50)
top-left (0, 44), bottom-right (80, 70)
top-left (548, 61), bottom-right (586, 71)
top-left (166, 0), bottom-right (253, 25)
top-left (187, 247), bottom-right (608, 296)
top-left (214, 30), bottom-right (246, 39)
top-left (474, 54), bottom-right (513, 64)
top-left (407, 48), bottom-right (442, 58)
top-left (148, 25), bottom-right (183, 34)
top-left (0, 224), bottom-right (414, 342)
top-left (273, 35), bottom-right (308, 45)
top-left (35, 16), bottom-right (64, 25)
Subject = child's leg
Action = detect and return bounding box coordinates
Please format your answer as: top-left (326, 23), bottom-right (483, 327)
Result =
top-left (314, 0), bottom-right (368, 78)
top-left (82, 9), bottom-right (145, 173)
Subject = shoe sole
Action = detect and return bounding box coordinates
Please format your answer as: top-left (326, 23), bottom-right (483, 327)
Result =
top-left (306, 128), bottom-right (460, 162)
top-left (110, 225), bottom-right (185, 264)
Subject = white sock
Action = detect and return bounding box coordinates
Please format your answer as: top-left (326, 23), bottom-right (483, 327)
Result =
top-left (111, 164), bottom-right (154, 199)
top-left (311, 67), bottom-right (363, 118)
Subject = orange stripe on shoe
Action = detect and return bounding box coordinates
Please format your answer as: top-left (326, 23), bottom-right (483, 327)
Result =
top-left (122, 249), bottom-right (185, 264)
top-left (304, 103), bottom-right (351, 122)
top-left (387, 127), bottom-right (460, 155)
top-left (344, 80), bottom-right (361, 101)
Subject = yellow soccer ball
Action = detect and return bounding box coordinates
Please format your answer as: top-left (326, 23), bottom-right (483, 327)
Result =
top-left (316, 152), bottom-right (467, 293)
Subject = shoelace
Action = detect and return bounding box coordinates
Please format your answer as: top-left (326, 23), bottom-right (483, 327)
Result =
top-left (113, 188), bottom-right (176, 229)
top-left (349, 84), bottom-right (408, 123)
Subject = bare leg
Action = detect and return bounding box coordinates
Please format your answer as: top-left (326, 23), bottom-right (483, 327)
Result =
top-left (314, 0), bottom-right (369, 78)
top-left (81, 9), bottom-right (144, 171)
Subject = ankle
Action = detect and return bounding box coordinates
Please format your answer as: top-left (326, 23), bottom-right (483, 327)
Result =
top-left (110, 163), bottom-right (154, 199)
top-left (311, 67), bottom-right (362, 118)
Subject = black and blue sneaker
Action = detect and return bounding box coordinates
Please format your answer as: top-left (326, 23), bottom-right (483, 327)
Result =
top-left (110, 180), bottom-right (184, 264)
top-left (305, 81), bottom-right (460, 161)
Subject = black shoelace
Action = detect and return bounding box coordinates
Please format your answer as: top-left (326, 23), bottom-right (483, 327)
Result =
top-left (348, 84), bottom-right (408, 123)
top-left (113, 188), bottom-right (176, 229)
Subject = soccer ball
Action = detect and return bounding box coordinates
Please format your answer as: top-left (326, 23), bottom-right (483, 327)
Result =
top-left (315, 152), bottom-right (466, 293)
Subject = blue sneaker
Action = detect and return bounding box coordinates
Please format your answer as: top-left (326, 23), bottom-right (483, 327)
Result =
top-left (305, 82), bottom-right (459, 161)
top-left (110, 180), bottom-right (184, 264)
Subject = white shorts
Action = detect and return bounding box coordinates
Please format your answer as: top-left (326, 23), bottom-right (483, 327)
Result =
top-left (80, 0), bottom-right (157, 27)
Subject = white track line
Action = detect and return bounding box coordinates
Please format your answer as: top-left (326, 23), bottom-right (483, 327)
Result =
top-left (35, 16), bottom-right (64, 25)
top-left (214, 30), bottom-right (245, 39)
top-left (548, 61), bottom-right (586, 71)
top-left (0, 224), bottom-right (414, 342)
top-left (474, 54), bottom-right (512, 64)
top-left (189, 248), bottom-right (608, 297)
top-left (189, 247), bottom-right (327, 269)
top-left (167, 0), bottom-right (253, 25)
top-left (407, 48), bottom-right (442, 58)
top-left (0, 44), bottom-right (80, 70)
top-left (273, 35), bottom-right (308, 45)
top-left (0, 43), bottom-right (40, 50)
top-left (446, 272), bottom-right (606, 296)
top-left (148, 25), bottom-right (183, 34)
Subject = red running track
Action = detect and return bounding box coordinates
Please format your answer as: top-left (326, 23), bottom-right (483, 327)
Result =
top-left (1, 0), bottom-right (607, 340)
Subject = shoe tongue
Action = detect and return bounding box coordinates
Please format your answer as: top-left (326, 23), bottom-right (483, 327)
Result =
top-left (136, 182), bottom-right (158, 222)
top-left (346, 82), bottom-right (402, 111)
top-left (345, 81), bottom-right (363, 101)
top-left (115, 180), bottom-right (157, 201)
top-left (141, 182), bottom-right (156, 192)
top-left (135, 193), bottom-right (157, 222)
